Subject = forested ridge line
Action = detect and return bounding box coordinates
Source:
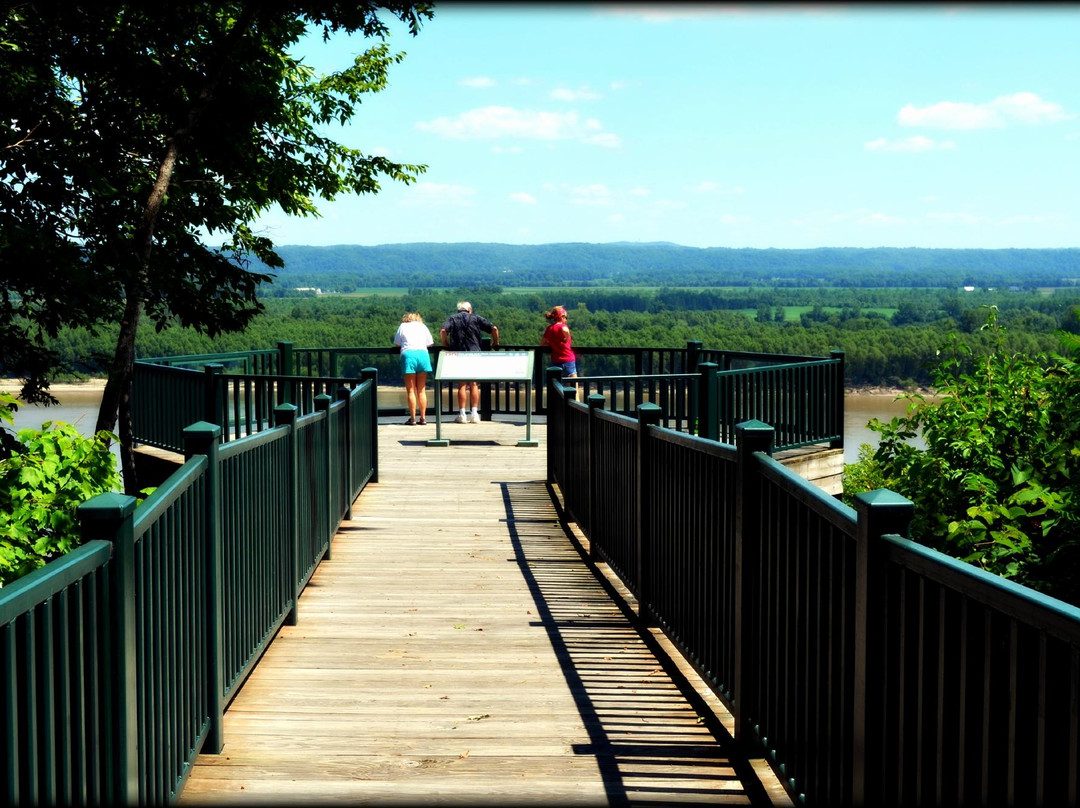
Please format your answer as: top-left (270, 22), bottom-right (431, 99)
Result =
top-left (257, 242), bottom-right (1080, 292)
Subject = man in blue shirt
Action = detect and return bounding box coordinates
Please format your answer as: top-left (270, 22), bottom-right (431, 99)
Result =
top-left (440, 301), bottom-right (499, 423)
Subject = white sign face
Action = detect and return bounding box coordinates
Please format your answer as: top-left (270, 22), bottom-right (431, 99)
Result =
top-left (435, 351), bottom-right (534, 382)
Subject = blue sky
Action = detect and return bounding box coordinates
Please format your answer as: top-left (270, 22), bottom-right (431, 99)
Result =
top-left (252, 3), bottom-right (1080, 250)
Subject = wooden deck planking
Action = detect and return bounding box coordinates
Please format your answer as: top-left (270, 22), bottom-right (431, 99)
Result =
top-left (178, 418), bottom-right (788, 806)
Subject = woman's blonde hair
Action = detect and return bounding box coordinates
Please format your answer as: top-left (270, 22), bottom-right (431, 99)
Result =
top-left (545, 305), bottom-right (567, 322)
top-left (402, 312), bottom-right (423, 323)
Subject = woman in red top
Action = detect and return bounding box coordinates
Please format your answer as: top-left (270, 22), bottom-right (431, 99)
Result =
top-left (540, 305), bottom-right (578, 379)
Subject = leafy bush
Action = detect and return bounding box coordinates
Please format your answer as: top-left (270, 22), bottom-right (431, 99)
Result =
top-left (0, 393), bottom-right (121, 587)
top-left (844, 307), bottom-right (1080, 602)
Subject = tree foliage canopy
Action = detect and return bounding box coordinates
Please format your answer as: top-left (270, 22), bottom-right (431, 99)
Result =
top-left (0, 1), bottom-right (432, 491)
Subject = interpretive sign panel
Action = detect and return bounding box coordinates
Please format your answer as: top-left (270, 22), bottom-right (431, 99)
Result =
top-left (429, 351), bottom-right (537, 447)
top-left (435, 350), bottom-right (533, 383)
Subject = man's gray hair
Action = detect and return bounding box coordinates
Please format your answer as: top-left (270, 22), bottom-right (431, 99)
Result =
top-left (457, 301), bottom-right (471, 312)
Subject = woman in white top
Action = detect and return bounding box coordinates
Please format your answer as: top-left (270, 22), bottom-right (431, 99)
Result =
top-left (392, 312), bottom-right (435, 425)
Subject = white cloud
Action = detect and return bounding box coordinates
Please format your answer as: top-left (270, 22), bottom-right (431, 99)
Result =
top-left (569, 184), bottom-right (613, 206)
top-left (509, 192), bottom-right (536, 204)
top-left (694, 181), bottom-right (746, 194)
top-left (926, 212), bottom-right (984, 224)
top-left (460, 76), bottom-right (496, 88)
top-left (416, 106), bottom-right (620, 147)
top-left (398, 182), bottom-right (475, 208)
top-left (898, 92), bottom-right (1072, 130)
top-left (864, 135), bottom-right (956, 152)
top-left (859, 212), bottom-right (908, 225)
top-left (550, 86), bottom-right (602, 101)
top-left (584, 132), bottom-right (622, 148)
top-left (718, 214), bottom-right (751, 225)
top-left (629, 187), bottom-right (651, 197)
top-left (998, 213), bottom-right (1052, 225)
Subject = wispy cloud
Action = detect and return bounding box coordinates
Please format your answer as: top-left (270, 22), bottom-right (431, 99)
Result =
top-left (417, 106), bottom-right (620, 147)
top-left (508, 191), bottom-right (536, 204)
top-left (550, 86), bottom-right (603, 101)
top-left (865, 135), bottom-right (956, 152)
top-left (898, 92), bottom-right (1073, 130)
top-left (926, 212), bottom-right (984, 224)
top-left (398, 182), bottom-right (475, 207)
top-left (569, 184), bottom-right (613, 206)
top-left (694, 181), bottom-right (746, 193)
top-left (460, 76), bottom-right (496, 88)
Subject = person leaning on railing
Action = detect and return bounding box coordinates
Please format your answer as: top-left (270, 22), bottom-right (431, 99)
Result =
top-left (393, 311), bottom-right (435, 425)
top-left (541, 304), bottom-right (579, 398)
top-left (440, 301), bottom-right (499, 424)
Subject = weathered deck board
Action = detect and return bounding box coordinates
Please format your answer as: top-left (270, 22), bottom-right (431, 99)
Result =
top-left (178, 418), bottom-right (790, 806)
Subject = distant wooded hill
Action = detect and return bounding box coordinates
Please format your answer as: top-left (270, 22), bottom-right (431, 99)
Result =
top-left (257, 242), bottom-right (1080, 293)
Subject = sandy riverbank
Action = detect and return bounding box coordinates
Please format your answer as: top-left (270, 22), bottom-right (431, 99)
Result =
top-left (1, 379), bottom-right (108, 396)
top-left (3, 378), bottom-right (930, 399)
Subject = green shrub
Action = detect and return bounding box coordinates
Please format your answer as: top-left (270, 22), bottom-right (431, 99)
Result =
top-left (845, 307), bottom-right (1080, 601)
top-left (0, 393), bottom-right (121, 587)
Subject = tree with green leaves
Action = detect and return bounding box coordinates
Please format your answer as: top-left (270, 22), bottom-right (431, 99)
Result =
top-left (0, 1), bottom-right (433, 493)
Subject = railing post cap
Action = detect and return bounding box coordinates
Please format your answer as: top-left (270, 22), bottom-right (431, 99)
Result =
top-left (78, 492), bottom-right (137, 520)
top-left (736, 419), bottom-right (773, 434)
top-left (854, 488), bottom-right (913, 511)
top-left (638, 402), bottom-right (662, 414)
top-left (182, 421), bottom-right (223, 439)
top-left (587, 393), bottom-right (606, 408)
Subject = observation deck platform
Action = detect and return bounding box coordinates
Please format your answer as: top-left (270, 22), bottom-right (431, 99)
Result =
top-left (176, 418), bottom-right (790, 806)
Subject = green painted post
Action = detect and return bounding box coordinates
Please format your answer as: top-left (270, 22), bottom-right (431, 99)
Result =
top-left (686, 341), bottom-right (703, 432)
top-left (274, 404), bottom-right (300, 626)
top-left (480, 336), bottom-right (493, 421)
top-left (733, 419), bottom-right (774, 751)
top-left (546, 367), bottom-right (563, 485)
top-left (183, 422), bottom-right (225, 754)
top-left (314, 394), bottom-right (333, 561)
top-left (852, 488), bottom-right (914, 806)
top-left (278, 342), bottom-right (294, 405)
top-left (78, 493), bottom-right (139, 805)
top-left (203, 363), bottom-right (224, 431)
top-left (337, 387), bottom-right (354, 521)
top-left (636, 403), bottom-right (662, 623)
top-left (361, 368), bottom-right (379, 484)
top-left (830, 350), bottom-right (846, 450)
top-left (586, 394), bottom-right (606, 561)
top-left (697, 362), bottom-right (719, 441)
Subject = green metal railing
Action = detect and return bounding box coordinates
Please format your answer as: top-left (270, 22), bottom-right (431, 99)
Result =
top-left (1, 380), bottom-right (377, 805)
top-left (546, 372), bottom-right (1080, 807)
top-left (136, 341), bottom-right (843, 455)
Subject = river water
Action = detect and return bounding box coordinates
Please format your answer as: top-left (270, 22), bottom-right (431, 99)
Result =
top-left (6, 387), bottom-right (922, 465)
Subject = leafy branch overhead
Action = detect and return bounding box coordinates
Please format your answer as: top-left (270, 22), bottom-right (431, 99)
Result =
top-left (0, 2), bottom-right (433, 494)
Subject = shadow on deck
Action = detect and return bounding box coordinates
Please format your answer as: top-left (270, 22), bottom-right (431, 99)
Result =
top-left (177, 419), bottom-right (791, 806)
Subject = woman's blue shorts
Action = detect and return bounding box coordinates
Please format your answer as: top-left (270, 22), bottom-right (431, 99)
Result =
top-left (401, 349), bottom-right (433, 375)
top-left (560, 360), bottom-right (578, 376)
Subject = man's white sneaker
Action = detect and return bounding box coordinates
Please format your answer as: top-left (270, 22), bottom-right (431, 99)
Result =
top-left (468, 413), bottom-right (481, 423)
top-left (454, 414), bottom-right (468, 424)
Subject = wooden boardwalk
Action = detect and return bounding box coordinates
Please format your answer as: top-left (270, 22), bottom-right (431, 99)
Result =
top-left (178, 418), bottom-right (789, 806)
